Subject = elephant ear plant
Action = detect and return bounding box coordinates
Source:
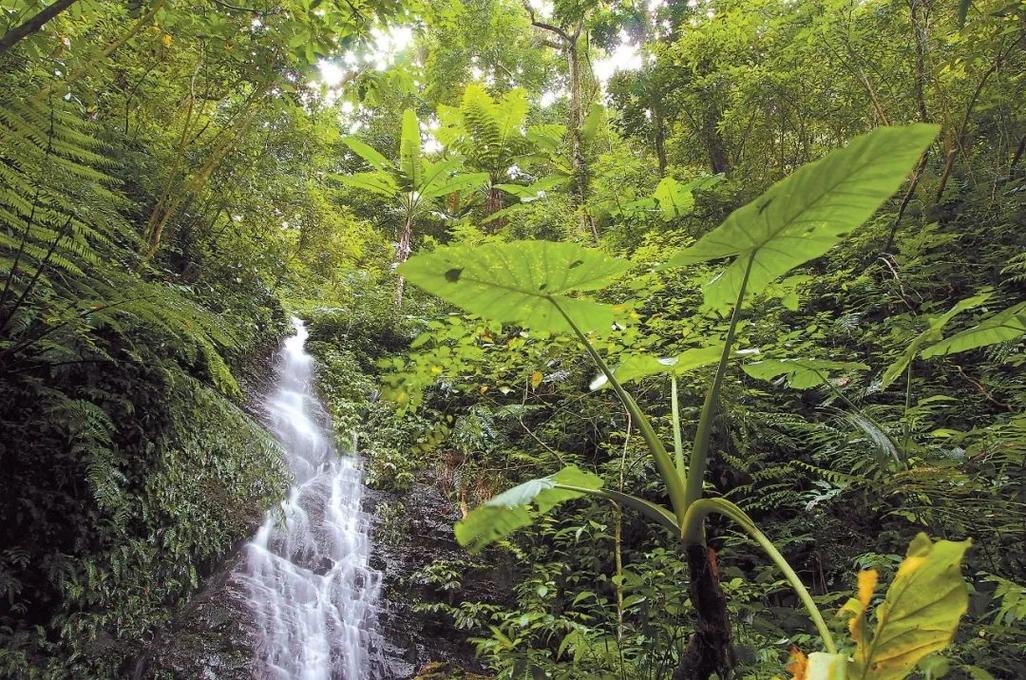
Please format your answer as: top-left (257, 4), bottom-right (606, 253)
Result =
top-left (399, 125), bottom-right (968, 679)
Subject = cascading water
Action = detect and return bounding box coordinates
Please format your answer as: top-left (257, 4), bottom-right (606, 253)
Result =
top-left (237, 317), bottom-right (381, 679)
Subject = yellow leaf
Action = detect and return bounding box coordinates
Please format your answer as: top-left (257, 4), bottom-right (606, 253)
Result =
top-left (162, 33), bottom-right (172, 48)
top-left (848, 569), bottom-right (879, 643)
top-left (530, 371), bottom-right (543, 389)
top-left (479, 385), bottom-right (489, 394)
top-left (787, 647), bottom-right (809, 680)
top-left (857, 569), bottom-right (878, 607)
top-left (847, 533), bottom-right (970, 680)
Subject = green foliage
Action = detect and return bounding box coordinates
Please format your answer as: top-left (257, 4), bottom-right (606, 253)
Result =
top-left (742, 359), bottom-right (869, 390)
top-left (398, 240), bottom-right (630, 334)
top-left (665, 125), bottom-right (939, 310)
top-left (455, 465), bottom-right (603, 552)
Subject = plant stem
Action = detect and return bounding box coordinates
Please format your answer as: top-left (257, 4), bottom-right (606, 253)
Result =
top-left (550, 297), bottom-right (689, 524)
top-left (680, 497), bottom-right (838, 654)
top-left (683, 252), bottom-right (756, 536)
top-left (671, 376), bottom-right (686, 484)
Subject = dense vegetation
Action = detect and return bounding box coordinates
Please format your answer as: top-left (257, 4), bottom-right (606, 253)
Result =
top-left (1, 0), bottom-right (1025, 678)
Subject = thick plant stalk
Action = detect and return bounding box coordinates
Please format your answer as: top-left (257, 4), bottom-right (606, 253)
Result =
top-left (673, 543), bottom-right (732, 680)
top-left (683, 252), bottom-right (756, 534)
top-left (671, 376), bottom-right (686, 483)
top-left (394, 208), bottom-right (414, 307)
top-left (675, 252), bottom-right (755, 680)
top-left (550, 298), bottom-right (689, 524)
top-left (681, 498), bottom-right (837, 654)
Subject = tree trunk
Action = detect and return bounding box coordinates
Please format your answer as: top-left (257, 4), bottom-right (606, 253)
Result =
top-left (566, 38), bottom-right (597, 241)
top-left (394, 212), bottom-right (413, 308)
top-left (485, 184), bottom-right (506, 231)
top-left (673, 544), bottom-right (732, 680)
top-left (654, 106), bottom-right (668, 176)
top-left (701, 107), bottom-right (730, 176)
top-left (0, 0), bottom-right (80, 58)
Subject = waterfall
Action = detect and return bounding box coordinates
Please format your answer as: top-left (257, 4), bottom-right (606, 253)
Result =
top-left (237, 317), bottom-right (381, 679)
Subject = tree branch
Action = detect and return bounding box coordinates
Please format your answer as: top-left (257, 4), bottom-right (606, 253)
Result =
top-left (0, 0), bottom-right (79, 58)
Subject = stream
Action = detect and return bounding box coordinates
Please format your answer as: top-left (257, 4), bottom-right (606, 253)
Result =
top-left (235, 318), bottom-right (382, 679)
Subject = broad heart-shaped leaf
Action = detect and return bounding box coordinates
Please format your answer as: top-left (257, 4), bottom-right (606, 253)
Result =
top-left (398, 240), bottom-right (630, 335)
top-left (338, 171), bottom-right (398, 198)
top-left (455, 466), bottom-right (603, 553)
top-left (921, 301), bottom-right (1026, 358)
top-left (743, 358), bottom-right (869, 389)
top-left (665, 124), bottom-right (939, 310)
top-left (399, 108), bottom-right (423, 191)
top-left (880, 291), bottom-right (991, 388)
top-left (846, 533), bottom-right (970, 680)
top-left (653, 177), bottom-right (696, 221)
top-left (341, 136), bottom-right (393, 171)
top-left (590, 346), bottom-right (722, 390)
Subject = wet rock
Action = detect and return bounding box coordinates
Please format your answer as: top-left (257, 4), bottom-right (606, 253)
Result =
top-left (365, 479), bottom-right (503, 679)
top-left (132, 546), bottom-right (257, 680)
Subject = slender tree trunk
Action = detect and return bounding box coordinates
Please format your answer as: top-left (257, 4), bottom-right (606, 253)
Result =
top-left (702, 109), bottom-right (730, 175)
top-left (909, 0), bottom-right (931, 124)
top-left (566, 37), bottom-right (598, 241)
top-left (0, 0), bottom-right (80, 58)
top-left (394, 212), bottom-right (413, 308)
top-left (1010, 132), bottom-right (1026, 173)
top-left (654, 106), bottom-right (668, 176)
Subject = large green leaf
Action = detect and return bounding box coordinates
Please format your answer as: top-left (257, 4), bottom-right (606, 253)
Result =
top-left (455, 465), bottom-right (603, 552)
top-left (921, 301), bottom-right (1026, 358)
top-left (652, 177), bottom-right (696, 222)
top-left (880, 291), bottom-right (991, 388)
top-left (743, 358), bottom-right (869, 389)
top-left (590, 346), bottom-right (722, 390)
top-left (398, 240), bottom-right (630, 334)
top-left (420, 169), bottom-right (489, 199)
top-left (665, 124), bottom-right (938, 310)
top-left (844, 533), bottom-right (970, 680)
top-left (398, 108), bottom-right (423, 190)
top-left (341, 136), bottom-right (393, 171)
top-left (338, 171), bottom-right (398, 198)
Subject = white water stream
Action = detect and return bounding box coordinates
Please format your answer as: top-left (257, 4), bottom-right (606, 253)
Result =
top-left (237, 318), bottom-right (381, 679)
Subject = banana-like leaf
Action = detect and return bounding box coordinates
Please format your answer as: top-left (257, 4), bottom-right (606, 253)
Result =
top-left (843, 533), bottom-right (970, 680)
top-left (399, 108), bottom-right (423, 191)
top-left (664, 124), bottom-right (939, 310)
top-left (590, 346), bottom-right (722, 390)
top-left (338, 171), bottom-right (398, 197)
top-left (790, 651), bottom-right (848, 680)
top-left (743, 358), bottom-right (869, 389)
top-left (398, 240), bottom-right (630, 334)
top-left (494, 175), bottom-right (569, 201)
top-left (455, 465), bottom-right (603, 552)
top-left (881, 291), bottom-right (991, 388)
top-left (341, 136), bottom-right (393, 171)
top-left (921, 301), bottom-right (1026, 358)
top-left (421, 170), bottom-right (489, 199)
top-left (414, 157), bottom-right (476, 198)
